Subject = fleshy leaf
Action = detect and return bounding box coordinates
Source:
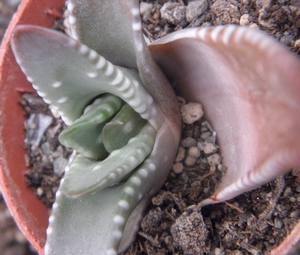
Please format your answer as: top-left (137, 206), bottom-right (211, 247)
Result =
top-left (45, 182), bottom-right (129, 255)
top-left (61, 123), bottom-right (156, 198)
top-left (149, 25), bottom-right (300, 205)
top-left (45, 122), bottom-right (180, 255)
top-left (68, 0), bottom-right (138, 69)
top-left (59, 94), bottom-right (123, 159)
top-left (102, 103), bottom-right (147, 152)
top-left (10, 2), bottom-right (182, 254)
top-left (68, 0), bottom-right (181, 133)
top-left (10, 25), bottom-right (162, 129)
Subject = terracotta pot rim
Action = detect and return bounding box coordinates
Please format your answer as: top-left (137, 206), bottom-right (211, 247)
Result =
top-left (0, 0), bottom-right (66, 254)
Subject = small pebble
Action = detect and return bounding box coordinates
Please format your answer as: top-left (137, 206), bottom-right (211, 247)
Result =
top-left (188, 147), bottom-right (201, 158)
top-left (204, 135), bottom-right (215, 143)
top-left (180, 102), bottom-right (203, 124)
top-left (53, 157), bottom-right (68, 175)
top-left (240, 14), bottom-right (250, 25)
top-left (203, 143), bottom-right (218, 154)
top-left (200, 132), bottom-right (211, 139)
top-left (207, 153), bottom-right (222, 165)
top-left (172, 162), bottom-right (184, 174)
top-left (186, 0), bottom-right (208, 22)
top-left (25, 114), bottom-right (53, 146)
top-left (185, 156), bottom-right (197, 166)
top-left (218, 164), bottom-right (224, 171)
top-left (249, 23), bottom-right (259, 29)
top-left (283, 187), bottom-right (293, 197)
top-left (274, 217), bottom-right (283, 229)
top-left (203, 187), bottom-right (210, 194)
top-left (290, 210), bottom-right (300, 218)
top-left (160, 2), bottom-right (186, 26)
top-left (214, 247), bottom-right (223, 255)
top-left (41, 142), bottom-right (51, 155)
top-left (37, 187), bottom-right (43, 196)
top-left (197, 141), bottom-right (205, 151)
top-left (140, 2), bottom-right (153, 17)
top-left (181, 137), bottom-right (197, 147)
top-left (191, 180), bottom-right (201, 188)
top-left (175, 146), bottom-right (185, 162)
top-left (269, 238), bottom-right (275, 244)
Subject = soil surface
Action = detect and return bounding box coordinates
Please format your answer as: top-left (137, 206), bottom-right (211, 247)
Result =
top-left (1, 0), bottom-right (300, 255)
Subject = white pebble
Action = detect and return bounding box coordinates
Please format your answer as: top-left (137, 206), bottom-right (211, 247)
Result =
top-left (180, 102), bottom-right (203, 124)
top-left (207, 153), bottom-right (222, 165)
top-left (240, 14), bottom-right (250, 26)
top-left (188, 147), bottom-right (201, 158)
top-left (203, 143), bottom-right (218, 154)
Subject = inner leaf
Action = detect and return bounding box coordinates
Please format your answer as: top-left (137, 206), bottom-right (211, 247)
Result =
top-left (61, 122), bottom-right (156, 198)
top-left (102, 103), bottom-right (147, 152)
top-left (59, 94), bottom-right (124, 160)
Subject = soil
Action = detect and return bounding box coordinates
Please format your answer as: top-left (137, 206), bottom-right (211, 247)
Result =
top-left (1, 0), bottom-right (300, 255)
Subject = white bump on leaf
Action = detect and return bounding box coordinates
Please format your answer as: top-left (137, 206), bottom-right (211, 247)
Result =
top-left (132, 22), bottom-right (141, 31)
top-left (131, 176), bottom-right (141, 186)
top-left (118, 200), bottom-right (129, 210)
top-left (106, 249), bottom-right (117, 255)
top-left (69, 15), bottom-right (76, 25)
top-left (124, 186), bottom-right (135, 196)
top-left (57, 97), bottom-right (68, 104)
top-left (52, 81), bottom-right (62, 88)
top-left (113, 215), bottom-right (125, 225)
top-left (113, 230), bottom-right (123, 240)
top-left (87, 72), bottom-right (98, 78)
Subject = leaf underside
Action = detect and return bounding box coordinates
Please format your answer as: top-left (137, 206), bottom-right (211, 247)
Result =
top-left (149, 25), bottom-right (300, 205)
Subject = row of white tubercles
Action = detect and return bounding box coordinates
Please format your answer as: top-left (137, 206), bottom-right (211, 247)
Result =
top-left (106, 159), bottom-right (158, 255)
top-left (93, 123), bottom-right (156, 189)
top-left (67, 1), bottom-right (163, 130)
top-left (44, 151), bottom-right (76, 255)
top-left (73, 38), bottom-right (163, 130)
top-left (62, 123), bottom-right (156, 197)
top-left (67, 1), bottom-right (80, 41)
top-left (187, 25), bottom-right (280, 88)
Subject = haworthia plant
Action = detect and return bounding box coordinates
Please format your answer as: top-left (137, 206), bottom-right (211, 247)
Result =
top-left (11, 0), bottom-right (180, 254)
top-left (10, 0), bottom-right (300, 254)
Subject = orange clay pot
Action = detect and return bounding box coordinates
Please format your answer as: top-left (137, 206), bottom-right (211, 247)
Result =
top-left (0, 1), bottom-right (299, 255)
top-left (0, 0), bottom-right (65, 254)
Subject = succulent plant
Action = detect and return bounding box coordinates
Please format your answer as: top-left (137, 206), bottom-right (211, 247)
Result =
top-left (11, 0), bottom-right (181, 254)
top-left (10, 0), bottom-right (300, 254)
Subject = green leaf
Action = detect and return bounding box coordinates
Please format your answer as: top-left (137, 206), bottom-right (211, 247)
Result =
top-left (46, 122), bottom-right (180, 255)
top-left (61, 123), bottom-right (156, 198)
top-left (45, 183), bottom-right (129, 255)
top-left (68, 0), bottom-right (138, 69)
top-left (11, 25), bottom-right (161, 128)
top-left (59, 94), bottom-right (123, 160)
top-left (102, 104), bottom-right (147, 153)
